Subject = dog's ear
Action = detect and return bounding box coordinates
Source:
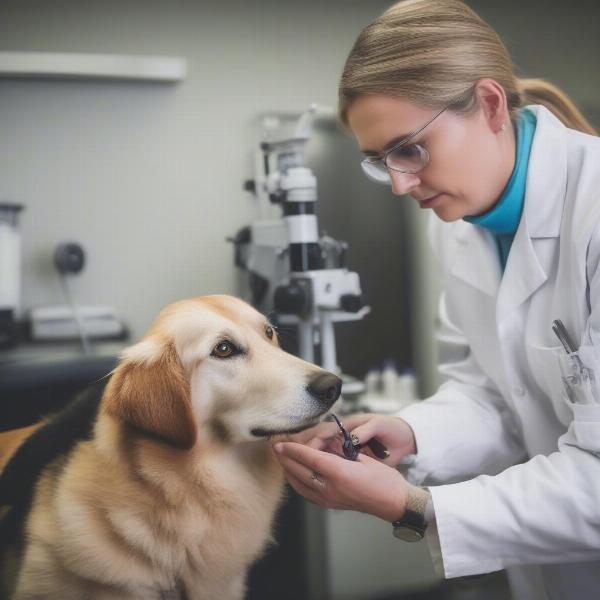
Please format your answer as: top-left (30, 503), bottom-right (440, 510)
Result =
top-left (102, 339), bottom-right (197, 450)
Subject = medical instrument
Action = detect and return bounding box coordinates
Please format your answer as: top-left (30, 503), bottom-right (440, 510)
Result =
top-left (231, 104), bottom-right (370, 396)
top-left (29, 305), bottom-right (125, 342)
top-left (29, 242), bottom-right (125, 348)
top-left (330, 413), bottom-right (359, 460)
top-left (552, 319), bottom-right (599, 407)
top-left (552, 318), bottom-right (586, 372)
top-left (552, 319), bottom-right (578, 354)
top-left (54, 242), bottom-right (92, 354)
top-left (329, 413), bottom-right (389, 461)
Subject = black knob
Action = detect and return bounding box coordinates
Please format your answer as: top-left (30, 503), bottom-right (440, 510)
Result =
top-left (274, 282), bottom-right (308, 315)
top-left (54, 242), bottom-right (85, 275)
top-left (340, 294), bottom-right (363, 313)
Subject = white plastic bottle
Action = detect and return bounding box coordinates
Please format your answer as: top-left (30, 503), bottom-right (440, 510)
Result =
top-left (381, 358), bottom-right (398, 400)
top-left (398, 368), bottom-right (418, 408)
top-left (364, 368), bottom-right (381, 397)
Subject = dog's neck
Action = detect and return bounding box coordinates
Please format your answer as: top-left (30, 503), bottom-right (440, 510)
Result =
top-left (93, 414), bottom-right (283, 507)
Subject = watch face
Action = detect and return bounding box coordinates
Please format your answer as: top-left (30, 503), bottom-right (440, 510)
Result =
top-left (393, 525), bottom-right (424, 542)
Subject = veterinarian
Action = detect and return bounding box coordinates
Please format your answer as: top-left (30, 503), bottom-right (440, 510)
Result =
top-left (272, 1), bottom-right (600, 598)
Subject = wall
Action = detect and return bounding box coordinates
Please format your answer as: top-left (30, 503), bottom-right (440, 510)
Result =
top-left (0, 0), bottom-right (391, 343)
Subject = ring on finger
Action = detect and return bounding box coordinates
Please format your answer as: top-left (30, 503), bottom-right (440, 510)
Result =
top-left (310, 470), bottom-right (326, 487)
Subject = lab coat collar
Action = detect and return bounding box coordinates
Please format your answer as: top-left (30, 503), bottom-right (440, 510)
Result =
top-left (450, 105), bottom-right (567, 302)
top-left (497, 106), bottom-right (567, 314)
top-left (521, 104), bottom-right (567, 239)
top-left (451, 222), bottom-right (502, 297)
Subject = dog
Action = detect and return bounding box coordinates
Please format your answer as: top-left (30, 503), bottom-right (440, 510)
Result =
top-left (0, 295), bottom-right (342, 600)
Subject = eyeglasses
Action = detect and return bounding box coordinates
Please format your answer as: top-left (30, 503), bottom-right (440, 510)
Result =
top-left (360, 103), bottom-right (450, 185)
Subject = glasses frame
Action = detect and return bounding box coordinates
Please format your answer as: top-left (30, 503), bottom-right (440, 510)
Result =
top-left (361, 102), bottom-right (452, 179)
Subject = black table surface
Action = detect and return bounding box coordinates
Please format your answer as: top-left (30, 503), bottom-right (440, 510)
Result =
top-left (0, 342), bottom-right (123, 431)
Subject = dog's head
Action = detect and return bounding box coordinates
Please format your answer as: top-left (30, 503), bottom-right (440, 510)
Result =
top-left (102, 295), bottom-right (342, 449)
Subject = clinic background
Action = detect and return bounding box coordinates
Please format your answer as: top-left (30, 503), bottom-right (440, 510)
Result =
top-left (2, 0), bottom-right (600, 399)
top-left (2, 2), bottom-right (600, 600)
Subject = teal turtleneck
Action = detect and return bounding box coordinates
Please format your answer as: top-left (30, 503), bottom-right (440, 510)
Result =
top-left (464, 108), bottom-right (537, 271)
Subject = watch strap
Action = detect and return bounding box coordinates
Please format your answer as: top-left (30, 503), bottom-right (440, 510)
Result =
top-left (405, 485), bottom-right (430, 516)
top-left (392, 485), bottom-right (430, 540)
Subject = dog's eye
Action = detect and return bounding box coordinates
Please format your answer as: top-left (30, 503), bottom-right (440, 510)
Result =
top-left (265, 326), bottom-right (274, 340)
top-left (212, 341), bottom-right (237, 358)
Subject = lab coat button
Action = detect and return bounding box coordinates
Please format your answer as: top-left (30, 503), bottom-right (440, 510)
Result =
top-left (513, 386), bottom-right (525, 397)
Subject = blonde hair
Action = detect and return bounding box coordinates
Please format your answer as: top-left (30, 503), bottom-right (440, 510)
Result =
top-left (338, 0), bottom-right (596, 135)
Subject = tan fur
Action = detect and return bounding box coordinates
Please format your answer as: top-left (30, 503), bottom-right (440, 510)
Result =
top-left (103, 341), bottom-right (197, 450)
top-left (0, 423), bottom-right (41, 472)
top-left (5, 295), bottom-right (337, 600)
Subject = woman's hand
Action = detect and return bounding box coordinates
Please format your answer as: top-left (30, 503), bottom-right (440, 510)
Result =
top-left (288, 413), bottom-right (417, 467)
top-left (272, 441), bottom-right (410, 522)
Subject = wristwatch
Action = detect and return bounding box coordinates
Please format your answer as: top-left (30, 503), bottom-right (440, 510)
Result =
top-left (392, 486), bottom-right (430, 542)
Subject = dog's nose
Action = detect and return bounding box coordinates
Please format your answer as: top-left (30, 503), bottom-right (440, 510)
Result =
top-left (307, 373), bottom-right (342, 407)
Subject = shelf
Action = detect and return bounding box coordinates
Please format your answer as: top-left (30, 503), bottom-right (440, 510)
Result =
top-left (0, 51), bottom-right (187, 82)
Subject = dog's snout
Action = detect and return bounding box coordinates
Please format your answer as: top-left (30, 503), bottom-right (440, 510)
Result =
top-left (307, 373), bottom-right (342, 406)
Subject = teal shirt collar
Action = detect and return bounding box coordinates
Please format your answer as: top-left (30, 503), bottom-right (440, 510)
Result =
top-left (464, 108), bottom-right (537, 235)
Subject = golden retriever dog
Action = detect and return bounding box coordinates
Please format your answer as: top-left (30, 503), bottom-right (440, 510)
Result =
top-left (0, 295), bottom-right (341, 600)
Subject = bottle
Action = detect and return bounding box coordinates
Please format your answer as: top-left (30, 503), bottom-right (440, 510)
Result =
top-left (364, 368), bottom-right (381, 396)
top-left (381, 358), bottom-right (398, 401)
top-left (371, 359), bottom-right (403, 413)
top-left (398, 368), bottom-right (418, 408)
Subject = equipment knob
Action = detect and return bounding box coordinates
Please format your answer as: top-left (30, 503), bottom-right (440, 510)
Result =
top-left (54, 242), bottom-right (85, 275)
top-left (340, 294), bottom-right (363, 313)
top-left (274, 282), bottom-right (308, 315)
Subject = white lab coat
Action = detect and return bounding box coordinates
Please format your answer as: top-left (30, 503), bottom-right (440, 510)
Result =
top-left (399, 105), bottom-right (600, 600)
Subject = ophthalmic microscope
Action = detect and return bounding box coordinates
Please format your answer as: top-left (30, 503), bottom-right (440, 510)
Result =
top-left (230, 104), bottom-right (370, 397)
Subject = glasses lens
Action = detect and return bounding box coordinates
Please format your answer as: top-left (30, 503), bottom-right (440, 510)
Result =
top-left (386, 144), bottom-right (429, 174)
top-left (361, 158), bottom-right (391, 185)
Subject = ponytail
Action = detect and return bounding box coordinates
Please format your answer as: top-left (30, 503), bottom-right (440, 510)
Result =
top-left (517, 78), bottom-right (597, 135)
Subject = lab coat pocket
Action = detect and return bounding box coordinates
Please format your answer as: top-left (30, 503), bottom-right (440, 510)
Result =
top-left (571, 403), bottom-right (600, 453)
top-left (526, 344), bottom-right (572, 425)
top-left (555, 346), bottom-right (600, 406)
top-left (555, 346), bottom-right (600, 454)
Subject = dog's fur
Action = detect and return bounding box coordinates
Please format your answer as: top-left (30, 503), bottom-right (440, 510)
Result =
top-left (0, 295), bottom-right (341, 600)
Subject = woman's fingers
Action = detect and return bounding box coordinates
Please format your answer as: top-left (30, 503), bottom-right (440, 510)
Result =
top-left (274, 442), bottom-right (344, 479)
top-left (350, 420), bottom-right (397, 465)
top-left (284, 472), bottom-right (327, 505)
top-left (349, 419), bottom-right (380, 445)
top-left (289, 414), bottom-right (373, 445)
top-left (288, 421), bottom-right (353, 457)
top-left (342, 413), bottom-right (375, 430)
top-left (307, 436), bottom-right (346, 459)
top-left (276, 450), bottom-right (314, 482)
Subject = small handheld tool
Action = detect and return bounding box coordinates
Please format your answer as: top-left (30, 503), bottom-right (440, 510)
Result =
top-left (329, 414), bottom-right (390, 461)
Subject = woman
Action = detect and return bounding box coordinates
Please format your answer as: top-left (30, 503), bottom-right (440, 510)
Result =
top-left (271, 1), bottom-right (600, 599)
